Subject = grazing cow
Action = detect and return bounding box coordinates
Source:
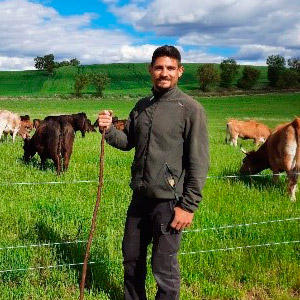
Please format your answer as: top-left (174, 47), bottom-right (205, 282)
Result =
top-left (226, 119), bottom-right (271, 146)
top-left (44, 112), bottom-right (89, 137)
top-left (240, 117), bottom-right (300, 201)
top-left (0, 110), bottom-right (30, 141)
top-left (23, 119), bottom-right (75, 174)
top-left (86, 118), bottom-right (96, 132)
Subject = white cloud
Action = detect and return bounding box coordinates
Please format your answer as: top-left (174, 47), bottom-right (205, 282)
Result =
top-left (108, 0), bottom-right (300, 62)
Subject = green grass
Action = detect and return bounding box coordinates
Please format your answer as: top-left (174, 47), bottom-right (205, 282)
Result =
top-left (0, 63), bottom-right (269, 96)
top-left (0, 93), bottom-right (300, 299)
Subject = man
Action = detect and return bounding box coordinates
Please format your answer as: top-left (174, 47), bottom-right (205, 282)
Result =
top-left (99, 45), bottom-right (209, 300)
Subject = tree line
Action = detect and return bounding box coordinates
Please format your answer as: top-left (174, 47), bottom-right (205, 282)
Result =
top-left (197, 55), bottom-right (300, 91)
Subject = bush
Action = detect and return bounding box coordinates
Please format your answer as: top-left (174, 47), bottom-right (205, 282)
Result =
top-left (90, 73), bottom-right (110, 97)
top-left (276, 69), bottom-right (300, 89)
top-left (266, 54), bottom-right (285, 87)
top-left (237, 66), bottom-right (261, 90)
top-left (220, 59), bottom-right (240, 88)
top-left (74, 74), bottom-right (90, 97)
top-left (197, 64), bottom-right (220, 91)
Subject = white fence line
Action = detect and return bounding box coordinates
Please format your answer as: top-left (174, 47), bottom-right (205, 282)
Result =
top-left (1, 172), bottom-right (299, 186)
top-left (1, 217), bottom-right (299, 251)
top-left (1, 239), bottom-right (300, 274)
top-left (180, 240), bottom-right (300, 255)
top-left (183, 217), bottom-right (300, 233)
top-left (0, 240), bottom-right (87, 251)
top-left (0, 261), bottom-right (95, 274)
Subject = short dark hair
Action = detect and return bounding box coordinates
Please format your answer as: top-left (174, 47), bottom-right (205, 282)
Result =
top-left (151, 45), bottom-right (181, 66)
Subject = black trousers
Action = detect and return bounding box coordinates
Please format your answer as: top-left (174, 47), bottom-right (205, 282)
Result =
top-left (122, 193), bottom-right (182, 300)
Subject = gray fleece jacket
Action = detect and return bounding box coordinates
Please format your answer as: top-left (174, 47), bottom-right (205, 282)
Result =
top-left (105, 86), bottom-right (209, 212)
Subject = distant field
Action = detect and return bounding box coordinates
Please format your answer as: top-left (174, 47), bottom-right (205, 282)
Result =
top-left (0, 93), bottom-right (299, 300)
top-left (0, 63), bottom-right (269, 96)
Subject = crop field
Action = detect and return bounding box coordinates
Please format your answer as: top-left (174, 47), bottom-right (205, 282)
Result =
top-left (0, 92), bottom-right (300, 300)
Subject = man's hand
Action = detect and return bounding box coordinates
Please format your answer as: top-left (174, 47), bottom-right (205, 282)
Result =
top-left (98, 110), bottom-right (113, 130)
top-left (170, 206), bottom-right (194, 231)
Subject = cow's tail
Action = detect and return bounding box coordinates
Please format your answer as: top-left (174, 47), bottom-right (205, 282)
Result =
top-left (293, 117), bottom-right (300, 173)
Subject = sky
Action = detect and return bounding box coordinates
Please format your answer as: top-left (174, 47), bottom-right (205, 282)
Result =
top-left (0, 0), bottom-right (299, 70)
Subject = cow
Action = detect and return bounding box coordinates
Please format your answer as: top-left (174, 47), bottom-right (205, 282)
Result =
top-left (0, 110), bottom-right (30, 142)
top-left (240, 117), bottom-right (300, 201)
top-left (86, 118), bottom-right (96, 132)
top-left (23, 119), bottom-right (75, 175)
top-left (44, 112), bottom-right (89, 137)
top-left (226, 119), bottom-right (271, 146)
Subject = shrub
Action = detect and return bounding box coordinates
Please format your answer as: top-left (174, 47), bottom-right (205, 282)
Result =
top-left (74, 74), bottom-right (90, 97)
top-left (90, 73), bottom-right (110, 97)
top-left (237, 66), bottom-right (261, 90)
top-left (266, 54), bottom-right (285, 87)
top-left (220, 59), bottom-right (240, 88)
top-left (197, 64), bottom-right (220, 91)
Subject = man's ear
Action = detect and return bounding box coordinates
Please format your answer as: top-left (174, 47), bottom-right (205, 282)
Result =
top-left (178, 65), bottom-right (184, 78)
top-left (148, 64), bottom-right (152, 74)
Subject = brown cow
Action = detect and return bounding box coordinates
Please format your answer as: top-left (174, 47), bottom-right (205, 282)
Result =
top-left (44, 112), bottom-right (89, 137)
top-left (240, 117), bottom-right (300, 201)
top-left (33, 119), bottom-right (42, 130)
top-left (226, 119), bottom-right (271, 146)
top-left (23, 119), bottom-right (75, 174)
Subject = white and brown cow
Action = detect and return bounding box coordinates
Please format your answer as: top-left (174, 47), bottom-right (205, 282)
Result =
top-left (226, 119), bottom-right (271, 146)
top-left (0, 110), bottom-right (21, 142)
top-left (0, 110), bottom-right (32, 142)
top-left (240, 117), bottom-right (300, 201)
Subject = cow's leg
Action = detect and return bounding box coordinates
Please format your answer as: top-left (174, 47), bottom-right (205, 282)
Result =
top-left (12, 130), bottom-right (18, 142)
top-left (53, 155), bottom-right (61, 175)
top-left (40, 157), bottom-right (46, 170)
top-left (272, 169), bottom-right (280, 184)
top-left (287, 170), bottom-right (298, 202)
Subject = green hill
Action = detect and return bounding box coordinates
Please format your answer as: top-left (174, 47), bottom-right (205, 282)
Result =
top-left (0, 63), bottom-right (268, 96)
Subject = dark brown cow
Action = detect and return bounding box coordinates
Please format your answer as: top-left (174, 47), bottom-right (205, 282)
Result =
top-left (44, 112), bottom-right (88, 137)
top-left (226, 119), bottom-right (271, 146)
top-left (23, 119), bottom-right (75, 175)
top-left (240, 117), bottom-right (300, 201)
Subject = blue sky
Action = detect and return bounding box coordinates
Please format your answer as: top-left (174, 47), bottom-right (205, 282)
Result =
top-left (0, 0), bottom-right (299, 70)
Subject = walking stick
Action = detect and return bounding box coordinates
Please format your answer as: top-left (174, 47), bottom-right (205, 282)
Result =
top-left (79, 128), bottom-right (106, 300)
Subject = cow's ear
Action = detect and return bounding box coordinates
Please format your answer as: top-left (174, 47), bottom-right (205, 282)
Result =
top-left (240, 147), bottom-right (248, 155)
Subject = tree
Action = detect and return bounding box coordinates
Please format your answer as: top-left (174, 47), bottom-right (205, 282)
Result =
top-left (90, 73), bottom-right (110, 97)
top-left (220, 59), bottom-right (240, 88)
top-left (74, 74), bottom-right (90, 97)
top-left (237, 66), bottom-right (261, 90)
top-left (197, 64), bottom-right (220, 91)
top-left (34, 54), bottom-right (55, 74)
top-left (287, 57), bottom-right (300, 72)
top-left (276, 69), bottom-right (299, 89)
top-left (70, 58), bottom-right (80, 66)
top-left (266, 54), bottom-right (285, 87)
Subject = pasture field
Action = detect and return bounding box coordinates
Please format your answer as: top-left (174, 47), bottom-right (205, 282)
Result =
top-left (0, 92), bottom-right (300, 300)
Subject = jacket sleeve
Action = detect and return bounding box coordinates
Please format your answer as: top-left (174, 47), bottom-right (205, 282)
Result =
top-left (180, 104), bottom-right (210, 212)
top-left (104, 110), bottom-right (135, 151)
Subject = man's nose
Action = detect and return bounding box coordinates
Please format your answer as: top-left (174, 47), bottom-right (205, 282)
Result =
top-left (161, 67), bottom-right (168, 76)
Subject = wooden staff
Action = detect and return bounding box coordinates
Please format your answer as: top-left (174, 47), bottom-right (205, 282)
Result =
top-left (79, 128), bottom-right (106, 300)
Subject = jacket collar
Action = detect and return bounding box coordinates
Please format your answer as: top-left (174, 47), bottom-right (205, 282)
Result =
top-left (151, 86), bottom-right (180, 102)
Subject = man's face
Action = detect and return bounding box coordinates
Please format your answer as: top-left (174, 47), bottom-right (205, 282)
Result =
top-left (149, 56), bottom-right (184, 92)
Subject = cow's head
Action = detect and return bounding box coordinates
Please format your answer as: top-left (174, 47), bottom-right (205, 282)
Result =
top-left (240, 149), bottom-right (267, 174)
